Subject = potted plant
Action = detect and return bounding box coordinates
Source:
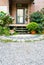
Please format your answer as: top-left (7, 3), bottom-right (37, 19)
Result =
top-left (26, 22), bottom-right (39, 34)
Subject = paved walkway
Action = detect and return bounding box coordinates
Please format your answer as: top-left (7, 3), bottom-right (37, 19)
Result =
top-left (0, 34), bottom-right (44, 42)
top-left (0, 41), bottom-right (44, 65)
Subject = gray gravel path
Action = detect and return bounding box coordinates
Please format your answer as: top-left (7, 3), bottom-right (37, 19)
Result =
top-left (0, 40), bottom-right (44, 65)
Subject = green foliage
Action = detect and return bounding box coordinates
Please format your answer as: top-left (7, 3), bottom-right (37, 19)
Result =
top-left (0, 20), bottom-right (4, 25)
top-left (29, 11), bottom-right (44, 34)
top-left (41, 8), bottom-right (44, 15)
top-left (30, 11), bottom-right (43, 23)
top-left (3, 27), bottom-right (10, 36)
top-left (36, 24), bottom-right (42, 33)
top-left (0, 26), bottom-right (10, 36)
top-left (3, 15), bottom-right (13, 25)
top-left (0, 11), bottom-right (13, 26)
top-left (0, 11), bottom-right (14, 36)
top-left (26, 22), bottom-right (42, 33)
top-left (0, 11), bottom-right (6, 20)
top-left (26, 22), bottom-right (38, 31)
top-left (0, 26), bottom-right (3, 35)
top-left (41, 15), bottom-right (44, 31)
top-left (41, 15), bottom-right (44, 22)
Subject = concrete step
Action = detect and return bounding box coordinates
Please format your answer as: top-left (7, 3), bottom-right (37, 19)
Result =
top-left (15, 26), bottom-right (28, 34)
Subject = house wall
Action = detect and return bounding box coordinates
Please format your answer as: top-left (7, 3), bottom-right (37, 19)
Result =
top-left (31, 0), bottom-right (44, 12)
top-left (11, 3), bottom-right (16, 24)
top-left (11, 0), bottom-right (44, 24)
top-left (0, 0), bottom-right (44, 14)
top-left (0, 0), bottom-right (44, 26)
top-left (34, 0), bottom-right (44, 11)
top-left (11, 3), bottom-right (31, 24)
top-left (0, 0), bottom-right (9, 13)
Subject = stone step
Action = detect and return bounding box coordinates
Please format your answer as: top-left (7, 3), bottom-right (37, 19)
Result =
top-left (15, 26), bottom-right (28, 34)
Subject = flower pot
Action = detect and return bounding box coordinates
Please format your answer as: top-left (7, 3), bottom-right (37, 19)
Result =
top-left (31, 31), bottom-right (36, 34)
top-left (42, 30), bottom-right (44, 34)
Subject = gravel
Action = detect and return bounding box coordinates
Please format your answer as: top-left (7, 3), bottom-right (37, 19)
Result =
top-left (0, 40), bottom-right (44, 65)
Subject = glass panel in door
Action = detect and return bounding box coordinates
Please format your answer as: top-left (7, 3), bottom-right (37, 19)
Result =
top-left (17, 9), bottom-right (24, 24)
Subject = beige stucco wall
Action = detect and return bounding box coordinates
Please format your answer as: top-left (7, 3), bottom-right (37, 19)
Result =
top-left (0, 0), bottom-right (9, 13)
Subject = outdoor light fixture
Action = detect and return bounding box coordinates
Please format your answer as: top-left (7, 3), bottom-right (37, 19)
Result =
top-left (33, 1), bottom-right (35, 4)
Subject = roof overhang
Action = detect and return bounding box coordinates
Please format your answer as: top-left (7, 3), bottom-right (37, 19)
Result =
top-left (9, 0), bottom-right (34, 4)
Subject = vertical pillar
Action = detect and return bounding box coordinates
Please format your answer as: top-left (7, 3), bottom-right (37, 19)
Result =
top-left (0, 0), bottom-right (9, 13)
top-left (12, 3), bottom-right (16, 24)
top-left (28, 4), bottom-right (31, 23)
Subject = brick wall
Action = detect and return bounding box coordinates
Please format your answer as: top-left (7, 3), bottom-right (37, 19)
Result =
top-left (34, 0), bottom-right (44, 11)
top-left (0, 0), bottom-right (44, 24)
top-left (0, 0), bottom-right (9, 13)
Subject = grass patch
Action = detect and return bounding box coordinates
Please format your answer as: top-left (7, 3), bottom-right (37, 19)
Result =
top-left (0, 39), bottom-right (13, 43)
top-left (25, 40), bottom-right (32, 42)
top-left (0, 39), bottom-right (19, 43)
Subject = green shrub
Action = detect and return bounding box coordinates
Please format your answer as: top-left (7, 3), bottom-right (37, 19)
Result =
top-left (26, 22), bottom-right (42, 33)
top-left (30, 11), bottom-right (43, 23)
top-left (0, 20), bottom-right (4, 25)
top-left (36, 24), bottom-right (42, 33)
top-left (0, 26), bottom-right (3, 35)
top-left (26, 22), bottom-right (38, 31)
top-left (0, 11), bottom-right (14, 36)
top-left (41, 15), bottom-right (44, 31)
top-left (42, 22), bottom-right (44, 31)
top-left (41, 15), bottom-right (44, 22)
top-left (3, 27), bottom-right (10, 36)
top-left (0, 11), bottom-right (13, 26)
top-left (3, 15), bottom-right (13, 25)
top-left (0, 11), bottom-right (6, 20)
top-left (0, 26), bottom-right (10, 36)
top-left (41, 8), bottom-right (44, 15)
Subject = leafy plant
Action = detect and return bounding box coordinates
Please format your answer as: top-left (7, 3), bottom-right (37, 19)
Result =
top-left (3, 15), bottom-right (13, 25)
top-left (3, 27), bottom-right (10, 36)
top-left (0, 26), bottom-right (3, 35)
top-left (41, 15), bottom-right (44, 31)
top-left (41, 15), bottom-right (44, 22)
top-left (26, 22), bottom-right (38, 31)
top-left (0, 11), bottom-right (13, 26)
top-left (0, 11), bottom-right (14, 36)
top-left (0, 20), bottom-right (4, 25)
top-left (36, 24), bottom-right (42, 33)
top-left (26, 22), bottom-right (42, 34)
top-left (30, 11), bottom-right (43, 23)
top-left (41, 8), bottom-right (44, 15)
